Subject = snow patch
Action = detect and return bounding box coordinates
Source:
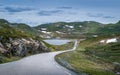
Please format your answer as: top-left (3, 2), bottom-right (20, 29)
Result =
top-left (79, 25), bottom-right (82, 27)
top-left (100, 40), bottom-right (105, 43)
top-left (41, 31), bottom-right (51, 34)
top-left (100, 38), bottom-right (117, 43)
top-left (65, 25), bottom-right (74, 28)
top-left (106, 38), bottom-right (117, 43)
top-left (41, 28), bottom-right (47, 31)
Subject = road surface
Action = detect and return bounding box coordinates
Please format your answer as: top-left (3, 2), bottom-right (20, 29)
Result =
top-left (0, 40), bottom-right (78, 75)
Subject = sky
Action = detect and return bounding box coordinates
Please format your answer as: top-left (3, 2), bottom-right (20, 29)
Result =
top-left (0, 0), bottom-right (120, 26)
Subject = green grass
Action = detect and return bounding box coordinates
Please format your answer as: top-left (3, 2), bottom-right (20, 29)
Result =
top-left (56, 50), bottom-right (114, 75)
top-left (55, 38), bottom-right (118, 75)
top-left (0, 55), bottom-right (21, 64)
top-left (85, 42), bottom-right (120, 63)
top-left (0, 22), bottom-right (30, 39)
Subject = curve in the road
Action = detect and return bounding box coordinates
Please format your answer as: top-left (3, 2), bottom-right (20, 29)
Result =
top-left (0, 40), bottom-right (78, 75)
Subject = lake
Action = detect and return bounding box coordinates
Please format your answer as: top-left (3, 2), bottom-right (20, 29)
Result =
top-left (44, 39), bottom-right (71, 45)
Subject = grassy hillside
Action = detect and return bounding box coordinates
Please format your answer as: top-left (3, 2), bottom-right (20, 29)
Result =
top-left (11, 23), bottom-right (42, 37)
top-left (34, 21), bottom-right (103, 38)
top-left (0, 19), bottom-right (46, 39)
top-left (0, 19), bottom-right (51, 63)
top-left (56, 37), bottom-right (120, 75)
top-left (85, 42), bottom-right (120, 63)
top-left (0, 20), bottom-right (29, 38)
top-left (34, 21), bottom-right (120, 38)
top-left (35, 21), bottom-right (103, 33)
top-left (96, 21), bottom-right (120, 36)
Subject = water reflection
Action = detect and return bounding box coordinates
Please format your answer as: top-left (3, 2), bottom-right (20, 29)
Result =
top-left (44, 39), bottom-right (71, 45)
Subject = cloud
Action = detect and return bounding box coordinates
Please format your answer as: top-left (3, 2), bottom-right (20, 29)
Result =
top-left (4, 6), bottom-right (34, 12)
top-left (87, 13), bottom-right (115, 19)
top-left (87, 13), bottom-right (103, 17)
top-left (68, 12), bottom-right (77, 15)
top-left (38, 10), bottom-right (63, 16)
top-left (58, 6), bottom-right (72, 9)
top-left (103, 16), bottom-right (115, 19)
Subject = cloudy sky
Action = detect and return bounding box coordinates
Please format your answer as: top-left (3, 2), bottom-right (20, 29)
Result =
top-left (0, 0), bottom-right (120, 26)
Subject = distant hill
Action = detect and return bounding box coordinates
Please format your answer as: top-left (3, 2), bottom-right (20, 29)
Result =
top-left (34, 21), bottom-right (103, 33)
top-left (1, 19), bottom-right (120, 39)
top-left (34, 21), bottom-right (104, 38)
top-left (0, 19), bottom-right (29, 38)
top-left (0, 19), bottom-right (9, 24)
top-left (34, 21), bottom-right (120, 38)
top-left (96, 21), bottom-right (120, 36)
top-left (0, 19), bottom-right (45, 39)
top-left (10, 23), bottom-right (42, 37)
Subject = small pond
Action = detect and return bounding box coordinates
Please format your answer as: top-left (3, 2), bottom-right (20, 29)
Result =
top-left (44, 39), bottom-right (71, 45)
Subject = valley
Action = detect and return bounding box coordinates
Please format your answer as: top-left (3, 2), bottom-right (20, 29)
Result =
top-left (0, 19), bottom-right (120, 75)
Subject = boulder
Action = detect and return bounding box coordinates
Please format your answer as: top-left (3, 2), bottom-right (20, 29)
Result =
top-left (0, 37), bottom-right (51, 57)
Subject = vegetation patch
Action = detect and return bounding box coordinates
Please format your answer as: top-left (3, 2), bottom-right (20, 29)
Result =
top-left (53, 41), bottom-right (74, 51)
top-left (55, 37), bottom-right (119, 75)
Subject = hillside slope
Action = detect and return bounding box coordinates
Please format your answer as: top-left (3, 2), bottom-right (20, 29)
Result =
top-left (35, 21), bottom-right (103, 33)
top-left (96, 21), bottom-right (120, 36)
top-left (0, 19), bottom-right (51, 63)
top-left (34, 21), bottom-right (104, 38)
top-left (10, 23), bottom-right (42, 37)
top-left (34, 21), bottom-right (120, 38)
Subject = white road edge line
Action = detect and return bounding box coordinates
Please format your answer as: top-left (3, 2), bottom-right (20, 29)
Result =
top-left (64, 71), bottom-right (72, 75)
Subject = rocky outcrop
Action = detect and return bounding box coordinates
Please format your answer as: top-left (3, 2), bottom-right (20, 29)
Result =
top-left (0, 37), bottom-right (50, 57)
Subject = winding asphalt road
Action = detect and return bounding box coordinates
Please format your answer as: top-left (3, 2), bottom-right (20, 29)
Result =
top-left (0, 40), bottom-right (78, 75)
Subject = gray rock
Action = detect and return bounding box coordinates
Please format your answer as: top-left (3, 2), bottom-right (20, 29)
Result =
top-left (0, 37), bottom-right (51, 57)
